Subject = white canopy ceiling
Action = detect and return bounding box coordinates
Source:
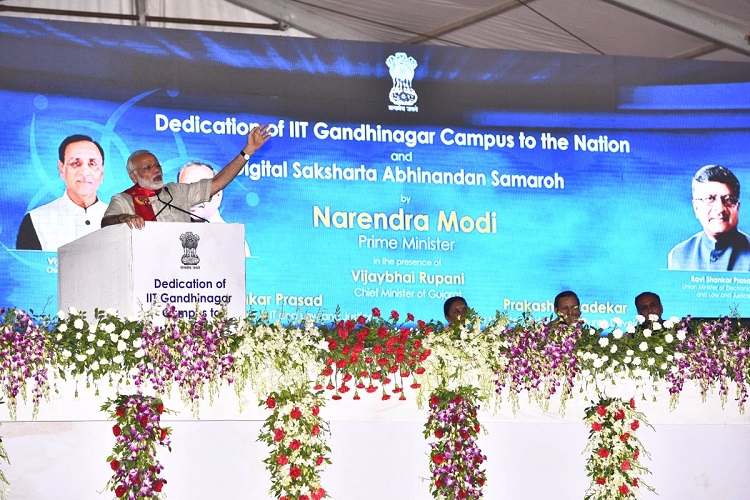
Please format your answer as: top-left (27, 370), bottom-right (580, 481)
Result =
top-left (2, 0), bottom-right (749, 62)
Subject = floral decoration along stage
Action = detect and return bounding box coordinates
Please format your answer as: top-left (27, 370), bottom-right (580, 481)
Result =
top-left (1, 305), bottom-right (750, 499)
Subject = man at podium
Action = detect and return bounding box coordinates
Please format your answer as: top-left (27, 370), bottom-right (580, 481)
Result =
top-left (101, 125), bottom-right (271, 229)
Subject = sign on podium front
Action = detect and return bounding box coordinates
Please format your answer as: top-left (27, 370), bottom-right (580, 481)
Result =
top-left (58, 222), bottom-right (246, 319)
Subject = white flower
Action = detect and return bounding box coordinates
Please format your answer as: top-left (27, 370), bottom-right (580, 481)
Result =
top-left (632, 357), bottom-right (642, 366)
top-left (674, 352), bottom-right (684, 360)
top-left (652, 322), bottom-right (662, 331)
top-left (90, 361), bottom-right (99, 371)
top-left (110, 333), bottom-right (119, 342)
top-left (121, 330), bottom-right (131, 339)
top-left (598, 319), bottom-right (609, 329)
top-left (62, 349), bottom-right (72, 359)
top-left (648, 313), bottom-right (659, 322)
top-left (663, 319), bottom-right (674, 329)
top-left (635, 314), bottom-right (646, 324)
top-left (676, 330), bottom-right (687, 341)
top-left (626, 349), bottom-right (634, 356)
top-left (100, 358), bottom-right (110, 365)
top-left (643, 329), bottom-right (652, 338)
top-left (648, 358), bottom-right (655, 366)
top-left (117, 340), bottom-right (127, 351)
top-left (104, 323), bottom-right (116, 334)
top-left (623, 356), bottom-right (632, 364)
top-left (670, 366), bottom-right (679, 374)
top-left (593, 358), bottom-right (604, 368)
top-left (75, 354), bottom-right (87, 361)
top-left (639, 341), bottom-right (649, 351)
top-left (135, 349), bottom-right (145, 358)
top-left (96, 339), bottom-right (105, 347)
top-left (58, 324), bottom-right (68, 333)
top-left (664, 333), bottom-right (674, 344)
top-left (660, 363), bottom-right (668, 370)
top-left (57, 310), bottom-right (67, 320)
top-left (626, 325), bottom-right (636, 334)
top-left (68, 306), bottom-right (78, 315)
top-left (610, 345), bottom-right (618, 354)
top-left (73, 319), bottom-right (84, 329)
top-left (654, 346), bottom-right (664, 354)
top-left (667, 355), bottom-right (674, 362)
top-left (75, 332), bottom-right (82, 340)
top-left (85, 348), bottom-right (95, 356)
top-left (112, 355), bottom-right (124, 364)
top-left (87, 334), bottom-right (95, 342)
top-left (55, 333), bottom-right (63, 341)
top-left (612, 317), bottom-right (623, 326)
top-left (88, 323), bottom-right (97, 334)
top-left (598, 337), bottom-right (609, 348)
top-left (133, 338), bottom-right (143, 349)
top-left (612, 329), bottom-right (623, 339)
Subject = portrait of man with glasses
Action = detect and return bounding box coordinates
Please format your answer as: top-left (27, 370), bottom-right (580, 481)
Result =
top-left (668, 164), bottom-right (750, 271)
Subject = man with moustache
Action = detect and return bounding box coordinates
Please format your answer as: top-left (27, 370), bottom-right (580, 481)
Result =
top-left (668, 165), bottom-right (750, 271)
top-left (16, 134), bottom-right (108, 250)
top-left (101, 125), bottom-right (270, 228)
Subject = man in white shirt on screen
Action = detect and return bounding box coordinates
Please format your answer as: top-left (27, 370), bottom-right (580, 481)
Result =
top-left (177, 161), bottom-right (252, 257)
top-left (16, 134), bottom-right (108, 251)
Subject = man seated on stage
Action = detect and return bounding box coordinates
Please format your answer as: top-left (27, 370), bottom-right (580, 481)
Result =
top-left (550, 290), bottom-right (581, 326)
top-left (101, 125), bottom-right (270, 228)
top-left (635, 291), bottom-right (663, 323)
top-left (443, 296), bottom-right (468, 325)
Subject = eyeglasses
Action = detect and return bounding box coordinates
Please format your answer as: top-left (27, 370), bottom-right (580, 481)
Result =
top-left (136, 163), bottom-right (161, 174)
top-left (693, 194), bottom-right (739, 208)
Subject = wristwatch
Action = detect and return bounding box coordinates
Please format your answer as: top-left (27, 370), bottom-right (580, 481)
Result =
top-left (240, 150), bottom-right (251, 161)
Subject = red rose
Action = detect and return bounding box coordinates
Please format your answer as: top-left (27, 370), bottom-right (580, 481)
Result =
top-left (391, 310), bottom-right (399, 320)
top-left (353, 392), bottom-right (361, 400)
top-left (115, 407), bottom-right (126, 417)
top-left (435, 429), bottom-right (444, 438)
top-left (418, 320), bottom-right (426, 328)
top-left (615, 409), bottom-right (625, 420)
top-left (140, 416), bottom-right (149, 427)
top-left (373, 344), bottom-right (383, 354)
top-left (115, 485), bottom-right (126, 498)
top-left (290, 466), bottom-right (301, 479)
top-left (312, 404), bottom-right (320, 416)
top-left (455, 441), bottom-right (463, 451)
top-left (312, 424), bottom-right (320, 436)
top-left (619, 484), bottom-right (630, 495)
top-left (312, 488), bottom-right (326, 500)
top-left (316, 455), bottom-right (325, 466)
top-left (277, 455), bottom-right (289, 465)
top-left (407, 313), bottom-right (415, 321)
top-left (415, 367), bottom-right (426, 374)
top-left (273, 428), bottom-right (285, 442)
top-left (357, 315), bottom-right (366, 324)
top-left (598, 448), bottom-right (610, 458)
top-left (454, 395), bottom-right (463, 404)
top-left (410, 383), bottom-right (421, 389)
top-left (266, 397), bottom-right (276, 409)
top-left (631, 420), bottom-right (640, 431)
top-left (596, 477), bottom-right (606, 485)
top-left (155, 404), bottom-right (164, 414)
top-left (474, 424), bottom-right (480, 433)
top-left (160, 428), bottom-right (168, 441)
top-left (596, 406), bottom-right (607, 416)
top-left (435, 478), bottom-right (443, 487)
top-left (633, 449), bottom-right (640, 460)
top-left (322, 367), bottom-right (333, 377)
top-left (365, 385), bottom-right (378, 393)
top-left (377, 327), bottom-right (388, 338)
top-left (345, 319), bottom-right (355, 330)
top-left (592, 422), bottom-right (603, 431)
top-left (430, 395), bottom-right (440, 406)
top-left (432, 453), bottom-right (445, 464)
top-left (372, 308), bottom-right (381, 317)
top-left (289, 439), bottom-right (301, 451)
top-left (381, 394), bottom-right (391, 400)
top-left (337, 328), bottom-right (349, 340)
top-left (632, 478), bottom-right (639, 487)
top-left (629, 398), bottom-right (636, 409)
top-left (110, 459), bottom-right (120, 470)
top-left (622, 460), bottom-right (631, 471)
top-left (299, 495), bottom-right (309, 500)
top-left (112, 425), bottom-right (122, 437)
top-left (620, 433), bottom-right (630, 442)
top-left (458, 490), bottom-right (467, 499)
top-left (153, 480), bottom-right (163, 492)
top-left (290, 407), bottom-right (302, 419)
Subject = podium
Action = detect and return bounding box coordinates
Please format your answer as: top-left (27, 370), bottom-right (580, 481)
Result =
top-left (58, 222), bottom-right (246, 319)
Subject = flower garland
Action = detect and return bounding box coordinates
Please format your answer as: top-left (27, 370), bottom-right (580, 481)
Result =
top-left (258, 383), bottom-right (329, 500)
top-left (0, 308), bottom-right (50, 418)
top-left (583, 397), bottom-right (653, 499)
top-left (133, 305), bottom-right (238, 415)
top-left (104, 394), bottom-right (170, 499)
top-left (425, 387), bottom-right (486, 500)
top-left (316, 308), bottom-right (432, 401)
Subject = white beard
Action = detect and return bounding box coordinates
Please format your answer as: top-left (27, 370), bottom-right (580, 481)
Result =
top-left (136, 173), bottom-right (164, 190)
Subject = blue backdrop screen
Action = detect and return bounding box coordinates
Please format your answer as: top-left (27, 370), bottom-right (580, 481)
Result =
top-left (1, 16), bottom-right (749, 322)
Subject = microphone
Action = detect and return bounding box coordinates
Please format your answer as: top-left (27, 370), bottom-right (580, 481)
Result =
top-left (152, 185), bottom-right (211, 223)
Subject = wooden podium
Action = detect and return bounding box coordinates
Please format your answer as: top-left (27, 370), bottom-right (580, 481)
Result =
top-left (57, 222), bottom-right (246, 319)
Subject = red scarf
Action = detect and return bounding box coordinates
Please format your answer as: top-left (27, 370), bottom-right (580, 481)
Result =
top-left (124, 184), bottom-right (161, 221)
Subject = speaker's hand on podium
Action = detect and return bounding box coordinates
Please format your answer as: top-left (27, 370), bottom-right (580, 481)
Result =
top-left (119, 213), bottom-right (146, 229)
